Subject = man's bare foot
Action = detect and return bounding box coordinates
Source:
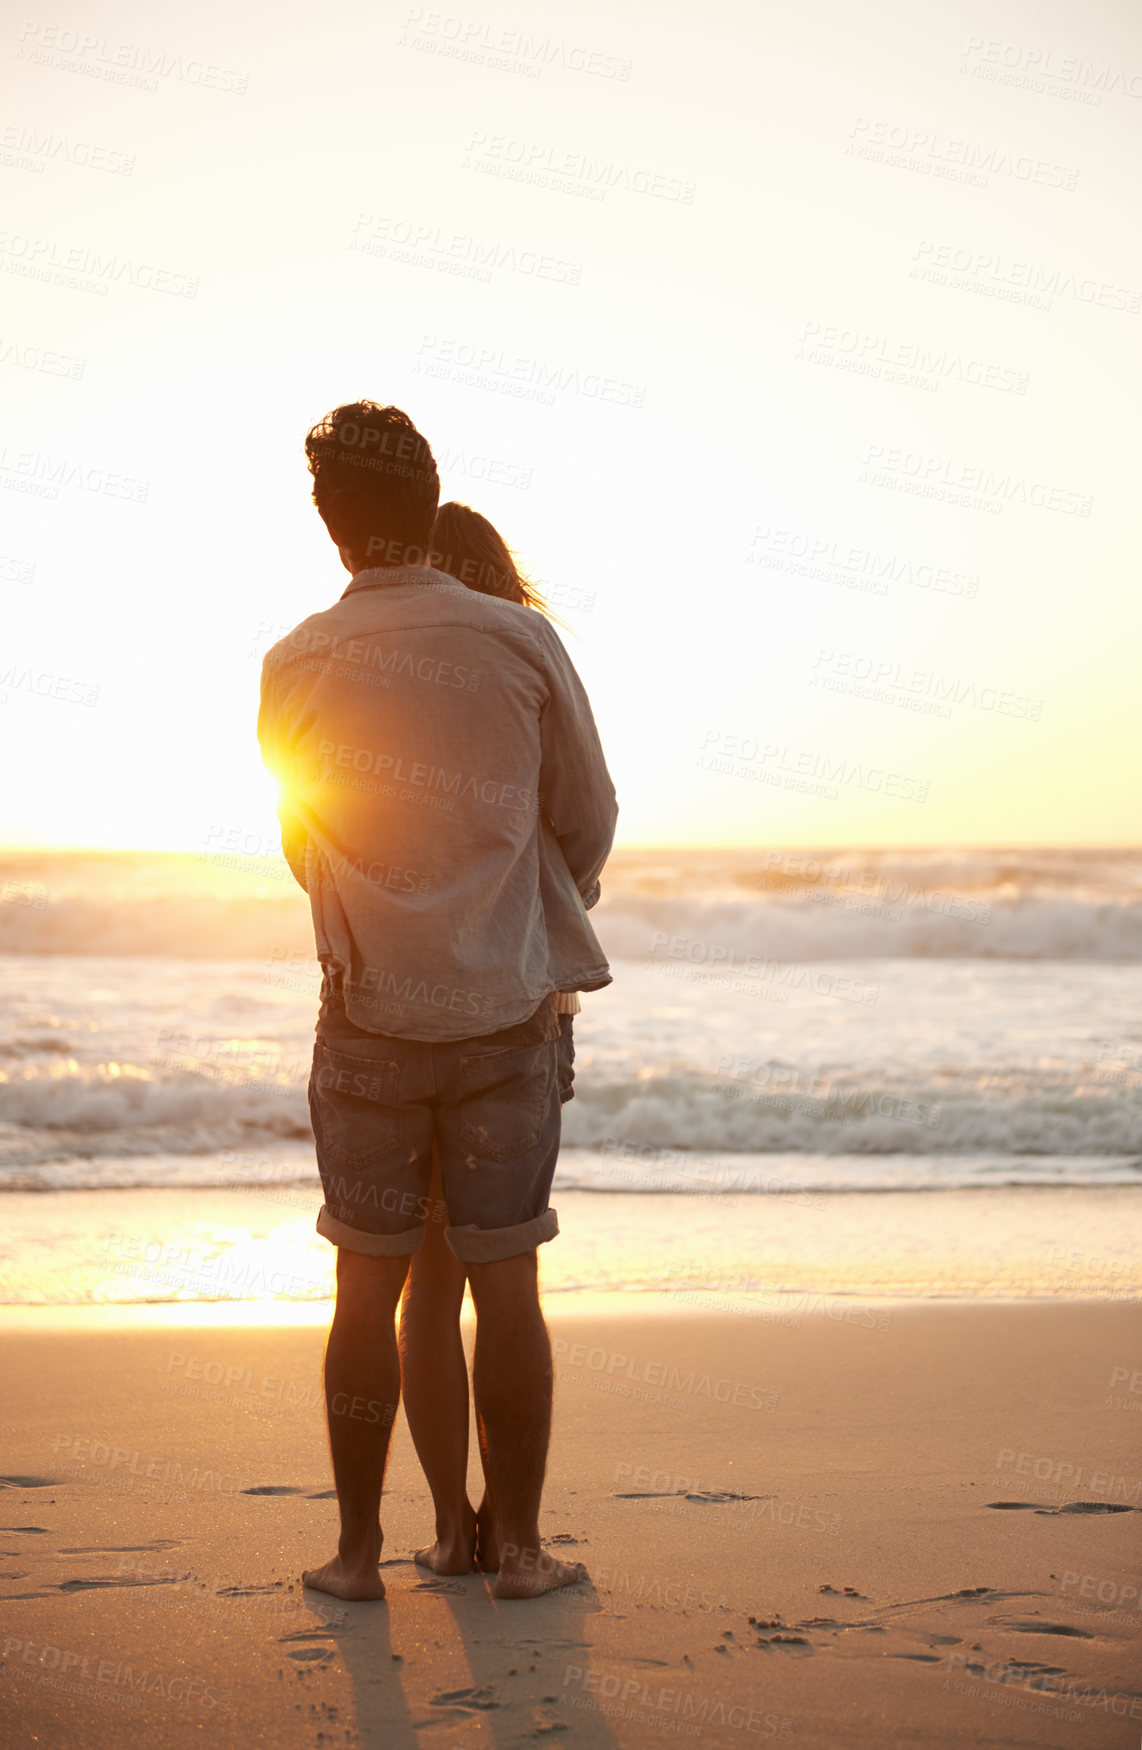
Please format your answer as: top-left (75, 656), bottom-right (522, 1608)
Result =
top-left (302, 1553), bottom-right (386, 1601)
top-left (475, 1499), bottom-right (500, 1573)
top-left (415, 1502), bottom-right (476, 1575)
top-left (493, 1546), bottom-right (588, 1600)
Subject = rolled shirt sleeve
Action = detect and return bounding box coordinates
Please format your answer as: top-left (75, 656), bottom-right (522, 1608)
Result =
top-left (534, 619), bottom-right (618, 909)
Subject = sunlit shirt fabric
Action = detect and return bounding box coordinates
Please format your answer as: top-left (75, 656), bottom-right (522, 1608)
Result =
top-left (258, 566), bottom-right (617, 1040)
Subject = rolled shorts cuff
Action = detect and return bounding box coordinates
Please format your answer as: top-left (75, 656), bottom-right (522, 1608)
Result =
top-left (445, 1207), bottom-right (559, 1264)
top-left (316, 1204), bottom-right (426, 1257)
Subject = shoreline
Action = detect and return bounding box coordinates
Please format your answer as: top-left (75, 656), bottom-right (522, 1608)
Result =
top-left (2, 1285), bottom-right (1140, 1334)
top-left (1, 1184), bottom-right (1138, 1309)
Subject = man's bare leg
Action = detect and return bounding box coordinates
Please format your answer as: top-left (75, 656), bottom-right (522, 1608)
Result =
top-left (466, 1250), bottom-right (587, 1599)
top-left (399, 1155), bottom-right (477, 1573)
top-left (303, 1247), bottom-right (409, 1601)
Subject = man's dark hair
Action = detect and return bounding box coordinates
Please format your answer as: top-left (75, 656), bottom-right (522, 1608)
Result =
top-left (304, 401), bottom-right (440, 565)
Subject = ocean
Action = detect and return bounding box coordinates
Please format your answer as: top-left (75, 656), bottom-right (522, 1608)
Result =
top-left (1, 846), bottom-right (1139, 1304)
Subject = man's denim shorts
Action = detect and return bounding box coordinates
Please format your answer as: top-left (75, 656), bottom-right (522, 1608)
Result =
top-left (308, 975), bottom-right (573, 1264)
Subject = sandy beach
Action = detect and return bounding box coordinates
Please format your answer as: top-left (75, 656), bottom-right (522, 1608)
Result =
top-left (2, 1294), bottom-right (1139, 1747)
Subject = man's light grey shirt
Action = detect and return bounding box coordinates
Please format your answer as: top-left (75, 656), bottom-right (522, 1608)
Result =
top-left (258, 565), bottom-right (618, 1040)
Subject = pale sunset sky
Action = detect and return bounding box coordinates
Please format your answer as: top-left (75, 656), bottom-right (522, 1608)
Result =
top-left (2, 0), bottom-right (1140, 851)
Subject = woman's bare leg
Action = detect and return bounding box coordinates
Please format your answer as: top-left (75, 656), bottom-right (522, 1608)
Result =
top-left (398, 1149), bottom-right (478, 1572)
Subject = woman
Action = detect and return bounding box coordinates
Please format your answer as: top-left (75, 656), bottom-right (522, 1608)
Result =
top-left (398, 503), bottom-right (578, 1573)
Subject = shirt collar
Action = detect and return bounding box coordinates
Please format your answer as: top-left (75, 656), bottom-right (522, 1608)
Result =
top-left (341, 565), bottom-right (434, 599)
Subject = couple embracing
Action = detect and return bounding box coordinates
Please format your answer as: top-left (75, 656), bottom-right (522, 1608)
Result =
top-left (257, 400), bottom-right (617, 1600)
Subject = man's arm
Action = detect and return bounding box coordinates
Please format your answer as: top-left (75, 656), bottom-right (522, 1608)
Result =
top-left (535, 621), bottom-right (618, 908)
top-left (257, 659), bottom-right (311, 894)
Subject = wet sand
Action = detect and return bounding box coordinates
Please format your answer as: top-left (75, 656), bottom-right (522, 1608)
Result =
top-left (1, 1295), bottom-right (1140, 1746)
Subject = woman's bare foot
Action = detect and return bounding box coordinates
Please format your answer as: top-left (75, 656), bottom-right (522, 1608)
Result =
top-left (415, 1502), bottom-right (476, 1574)
top-left (302, 1552), bottom-right (386, 1601)
top-left (475, 1498), bottom-right (500, 1573)
top-left (493, 1545), bottom-right (588, 1600)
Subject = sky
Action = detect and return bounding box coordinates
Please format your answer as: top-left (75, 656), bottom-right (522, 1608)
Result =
top-left (2, 0), bottom-right (1140, 851)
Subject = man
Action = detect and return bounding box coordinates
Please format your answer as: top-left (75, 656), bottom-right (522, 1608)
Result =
top-left (257, 401), bottom-right (617, 1601)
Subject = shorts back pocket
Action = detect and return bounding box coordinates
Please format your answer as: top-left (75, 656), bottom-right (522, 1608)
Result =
top-left (309, 1041), bottom-right (402, 1169)
top-left (459, 1040), bottom-right (554, 1162)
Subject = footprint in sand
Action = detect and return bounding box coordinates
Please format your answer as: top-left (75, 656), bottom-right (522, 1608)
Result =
top-left (0, 1478), bottom-right (54, 1490)
top-left (986, 1500), bottom-right (1137, 1515)
top-left (59, 1540), bottom-right (182, 1554)
top-left (1, 1526), bottom-right (49, 1534)
top-left (59, 1575), bottom-right (186, 1591)
top-left (242, 1485), bottom-right (307, 1496)
top-left (988, 1618), bottom-right (1093, 1638)
top-left (756, 1634), bottom-right (813, 1655)
top-left (612, 1488), bottom-right (761, 1503)
top-left (429, 1685), bottom-right (499, 1711)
